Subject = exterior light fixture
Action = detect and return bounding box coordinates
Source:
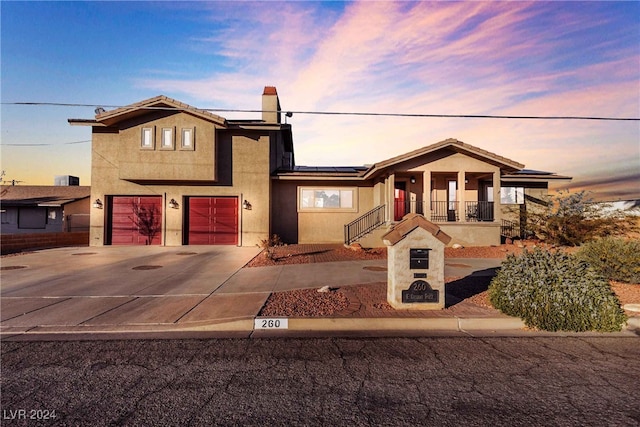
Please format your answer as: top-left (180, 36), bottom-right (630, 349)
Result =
top-left (242, 200), bottom-right (252, 210)
top-left (92, 199), bottom-right (103, 209)
top-left (168, 198), bottom-right (179, 209)
top-left (410, 176), bottom-right (416, 184)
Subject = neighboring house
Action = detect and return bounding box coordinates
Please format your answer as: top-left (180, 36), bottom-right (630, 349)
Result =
top-left (69, 87), bottom-right (570, 247)
top-left (0, 185), bottom-right (91, 234)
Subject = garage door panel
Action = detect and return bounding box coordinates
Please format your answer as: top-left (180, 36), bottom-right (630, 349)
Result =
top-left (188, 197), bottom-right (238, 245)
top-left (110, 196), bottom-right (162, 245)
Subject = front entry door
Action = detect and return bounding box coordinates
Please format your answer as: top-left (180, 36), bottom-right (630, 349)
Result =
top-left (394, 182), bottom-right (407, 221)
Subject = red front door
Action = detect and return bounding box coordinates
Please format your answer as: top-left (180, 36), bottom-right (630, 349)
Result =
top-left (394, 188), bottom-right (406, 221)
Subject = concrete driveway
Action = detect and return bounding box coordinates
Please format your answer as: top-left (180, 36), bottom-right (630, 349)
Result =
top-left (1, 246), bottom-right (261, 332)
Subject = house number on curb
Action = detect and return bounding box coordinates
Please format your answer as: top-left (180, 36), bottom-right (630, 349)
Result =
top-left (254, 318), bottom-right (289, 329)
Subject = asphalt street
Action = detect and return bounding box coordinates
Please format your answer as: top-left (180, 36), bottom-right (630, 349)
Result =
top-left (2, 337), bottom-right (639, 426)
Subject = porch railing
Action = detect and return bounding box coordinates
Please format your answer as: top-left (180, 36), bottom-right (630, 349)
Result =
top-left (501, 219), bottom-right (522, 239)
top-left (430, 201), bottom-right (459, 222)
top-left (344, 205), bottom-right (386, 245)
top-left (464, 201), bottom-right (494, 222)
top-left (393, 200), bottom-right (497, 223)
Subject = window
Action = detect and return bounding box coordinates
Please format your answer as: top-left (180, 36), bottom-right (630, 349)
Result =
top-left (298, 188), bottom-right (357, 212)
top-left (18, 208), bottom-right (47, 229)
top-left (501, 187), bottom-right (525, 204)
top-left (181, 128), bottom-right (194, 150)
top-left (160, 127), bottom-right (174, 150)
top-left (141, 127), bottom-right (154, 149)
top-left (447, 180), bottom-right (457, 210)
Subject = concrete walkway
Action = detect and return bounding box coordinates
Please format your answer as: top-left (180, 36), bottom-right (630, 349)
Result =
top-left (1, 246), bottom-right (638, 340)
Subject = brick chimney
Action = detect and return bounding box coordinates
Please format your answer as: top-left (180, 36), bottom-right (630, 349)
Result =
top-left (262, 86), bottom-right (281, 124)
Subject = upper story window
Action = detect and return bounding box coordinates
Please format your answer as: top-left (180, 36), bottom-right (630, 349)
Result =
top-left (161, 127), bottom-right (174, 150)
top-left (500, 186), bottom-right (525, 204)
top-left (298, 187), bottom-right (357, 212)
top-left (141, 127), bottom-right (155, 149)
top-left (181, 128), bottom-right (195, 150)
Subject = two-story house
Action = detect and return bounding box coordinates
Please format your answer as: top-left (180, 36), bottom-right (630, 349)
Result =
top-left (70, 87), bottom-right (293, 246)
top-left (70, 87), bottom-right (570, 247)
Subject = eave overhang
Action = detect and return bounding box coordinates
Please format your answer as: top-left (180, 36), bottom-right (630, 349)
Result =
top-left (362, 138), bottom-right (525, 179)
top-left (69, 96), bottom-right (228, 128)
top-left (272, 174), bottom-right (364, 181)
top-left (501, 173), bottom-right (572, 182)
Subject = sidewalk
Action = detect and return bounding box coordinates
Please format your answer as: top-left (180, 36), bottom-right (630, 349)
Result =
top-left (1, 245), bottom-right (638, 340)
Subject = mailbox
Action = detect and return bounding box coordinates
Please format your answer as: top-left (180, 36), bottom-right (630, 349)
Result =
top-left (383, 214), bottom-right (450, 310)
top-left (409, 248), bottom-right (430, 269)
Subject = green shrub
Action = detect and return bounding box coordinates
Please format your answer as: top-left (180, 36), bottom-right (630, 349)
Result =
top-left (488, 248), bottom-right (627, 332)
top-left (522, 191), bottom-right (638, 246)
top-left (577, 238), bottom-right (640, 284)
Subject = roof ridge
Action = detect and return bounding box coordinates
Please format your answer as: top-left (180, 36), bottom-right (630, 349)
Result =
top-left (95, 95), bottom-right (227, 125)
top-left (364, 138), bottom-right (525, 177)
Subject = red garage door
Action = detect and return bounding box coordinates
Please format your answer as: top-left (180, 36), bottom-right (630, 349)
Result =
top-left (188, 197), bottom-right (238, 245)
top-left (110, 196), bottom-right (162, 245)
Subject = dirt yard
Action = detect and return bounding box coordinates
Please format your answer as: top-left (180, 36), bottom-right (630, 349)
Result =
top-left (252, 241), bottom-right (640, 317)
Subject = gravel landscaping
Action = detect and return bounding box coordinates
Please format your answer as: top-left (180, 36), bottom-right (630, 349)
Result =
top-left (254, 241), bottom-right (640, 318)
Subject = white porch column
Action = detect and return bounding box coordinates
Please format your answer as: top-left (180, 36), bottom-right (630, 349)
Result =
top-left (423, 171), bottom-right (431, 221)
top-left (493, 171), bottom-right (501, 222)
top-left (386, 174), bottom-right (395, 222)
top-left (458, 170), bottom-right (466, 222)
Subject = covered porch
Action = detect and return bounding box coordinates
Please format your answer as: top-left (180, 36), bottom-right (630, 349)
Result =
top-left (387, 171), bottom-right (501, 224)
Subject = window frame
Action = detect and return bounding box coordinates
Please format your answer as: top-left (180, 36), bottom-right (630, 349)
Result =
top-left (180, 127), bottom-right (195, 150)
top-left (17, 207), bottom-right (47, 229)
top-left (500, 186), bottom-right (525, 204)
top-left (297, 187), bottom-right (358, 213)
top-left (141, 127), bottom-right (155, 150)
top-left (160, 127), bottom-right (175, 150)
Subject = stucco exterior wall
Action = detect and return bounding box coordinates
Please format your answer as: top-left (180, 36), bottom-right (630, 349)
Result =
top-left (437, 222), bottom-right (502, 246)
top-left (89, 113), bottom-right (273, 247)
top-left (117, 112), bottom-right (218, 182)
top-left (271, 180), bottom-right (375, 244)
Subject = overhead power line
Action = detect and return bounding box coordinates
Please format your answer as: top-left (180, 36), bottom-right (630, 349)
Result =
top-left (1, 140), bottom-right (91, 147)
top-left (2, 101), bottom-right (638, 121)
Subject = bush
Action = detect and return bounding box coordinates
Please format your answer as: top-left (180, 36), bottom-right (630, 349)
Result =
top-left (488, 248), bottom-right (627, 332)
top-left (523, 191), bottom-right (638, 246)
top-left (577, 238), bottom-right (640, 284)
top-left (258, 234), bottom-right (283, 260)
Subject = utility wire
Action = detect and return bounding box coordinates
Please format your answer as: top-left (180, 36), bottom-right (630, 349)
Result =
top-left (2, 101), bottom-right (638, 121)
top-left (1, 140), bottom-right (91, 147)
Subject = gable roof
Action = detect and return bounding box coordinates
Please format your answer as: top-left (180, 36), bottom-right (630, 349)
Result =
top-left (501, 169), bottom-right (572, 181)
top-left (382, 213), bottom-right (452, 246)
top-left (70, 96), bottom-right (228, 127)
top-left (363, 138), bottom-right (525, 179)
top-left (0, 186), bottom-right (91, 207)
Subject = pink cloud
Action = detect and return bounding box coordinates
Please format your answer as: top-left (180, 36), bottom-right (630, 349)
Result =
top-left (133, 1), bottom-right (638, 201)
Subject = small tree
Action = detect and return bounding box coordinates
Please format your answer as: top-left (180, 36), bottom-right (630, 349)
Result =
top-left (130, 201), bottom-right (161, 245)
top-left (524, 190), bottom-right (637, 246)
top-left (258, 234), bottom-right (283, 260)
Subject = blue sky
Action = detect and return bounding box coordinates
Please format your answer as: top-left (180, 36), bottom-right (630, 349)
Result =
top-left (1, 1), bottom-right (638, 200)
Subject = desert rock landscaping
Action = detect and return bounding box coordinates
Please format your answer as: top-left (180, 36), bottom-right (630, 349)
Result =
top-left (253, 242), bottom-right (640, 319)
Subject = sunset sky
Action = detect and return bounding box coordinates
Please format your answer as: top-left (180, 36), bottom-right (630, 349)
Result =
top-left (2, 1), bottom-right (638, 201)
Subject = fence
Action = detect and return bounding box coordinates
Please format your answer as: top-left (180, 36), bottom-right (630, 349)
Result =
top-left (0, 232), bottom-right (89, 255)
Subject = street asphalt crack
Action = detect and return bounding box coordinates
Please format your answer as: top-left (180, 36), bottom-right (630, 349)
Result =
top-left (2, 337), bottom-right (639, 426)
